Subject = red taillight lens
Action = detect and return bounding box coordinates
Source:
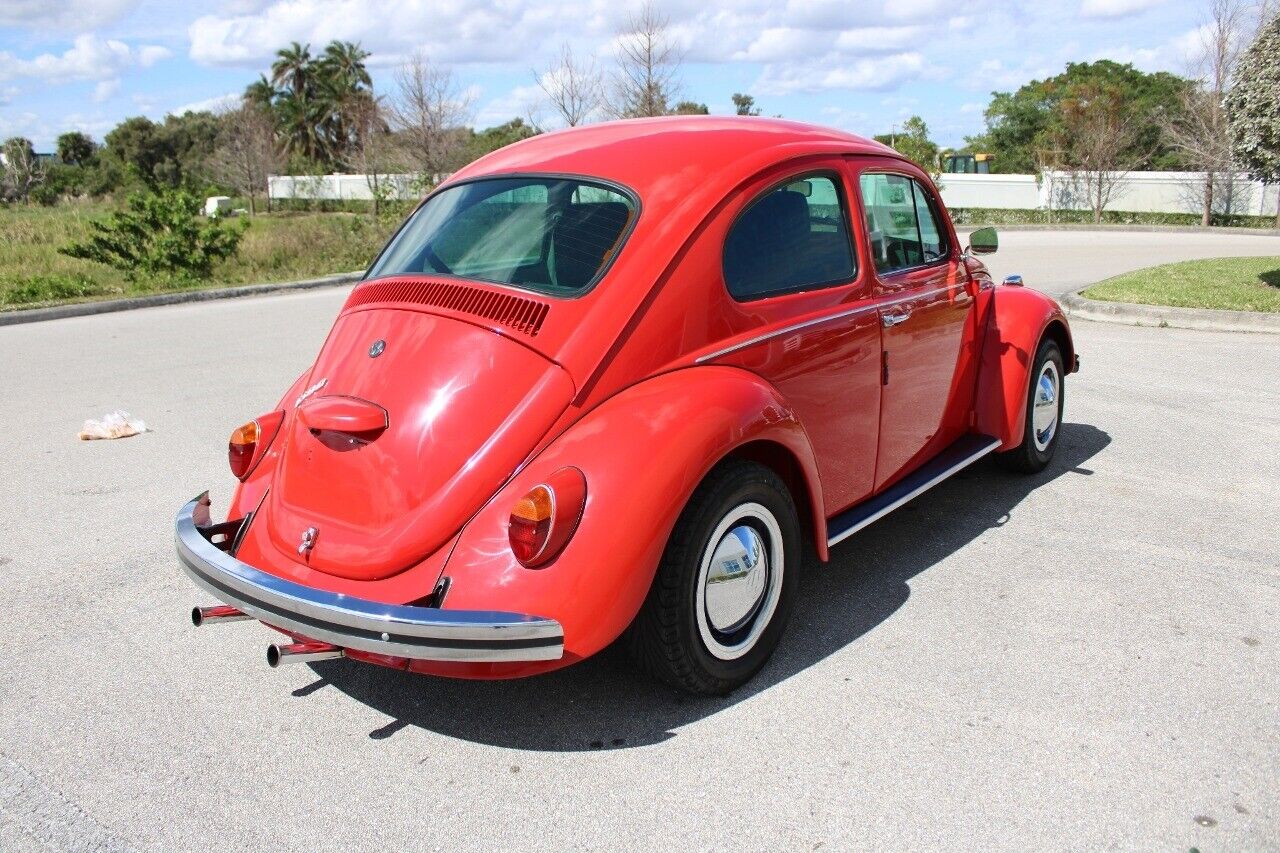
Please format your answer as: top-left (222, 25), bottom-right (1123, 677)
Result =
top-left (508, 467), bottom-right (587, 567)
top-left (227, 411), bottom-right (285, 481)
top-left (228, 420), bottom-right (258, 480)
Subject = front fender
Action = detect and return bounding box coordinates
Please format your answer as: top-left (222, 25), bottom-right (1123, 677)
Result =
top-left (974, 287), bottom-right (1075, 451)
top-left (440, 365), bottom-right (824, 671)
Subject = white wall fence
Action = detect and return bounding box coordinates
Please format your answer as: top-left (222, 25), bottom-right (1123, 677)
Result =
top-left (269, 170), bottom-right (1280, 217)
top-left (268, 173), bottom-right (422, 202)
top-left (939, 171), bottom-right (1280, 217)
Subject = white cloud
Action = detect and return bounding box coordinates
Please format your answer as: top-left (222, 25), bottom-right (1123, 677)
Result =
top-left (0, 35), bottom-right (172, 85)
top-left (757, 52), bottom-right (927, 95)
top-left (833, 26), bottom-right (923, 53)
top-left (93, 79), bottom-right (121, 102)
top-left (170, 92), bottom-right (242, 116)
top-left (0, 0), bottom-right (140, 31)
top-left (0, 85), bottom-right (18, 105)
top-left (1080, 0), bottom-right (1166, 19)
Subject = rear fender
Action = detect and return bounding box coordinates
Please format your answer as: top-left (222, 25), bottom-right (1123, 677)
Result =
top-left (974, 287), bottom-right (1075, 451)
top-left (441, 365), bottom-right (825, 666)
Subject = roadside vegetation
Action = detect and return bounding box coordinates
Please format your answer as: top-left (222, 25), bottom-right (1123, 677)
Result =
top-left (1084, 256), bottom-right (1280, 312)
top-left (0, 202), bottom-right (395, 308)
top-left (949, 208), bottom-right (1279, 228)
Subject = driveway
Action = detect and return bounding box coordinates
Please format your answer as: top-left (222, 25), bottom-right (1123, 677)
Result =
top-left (964, 227), bottom-right (1280, 297)
top-left (0, 231), bottom-right (1276, 850)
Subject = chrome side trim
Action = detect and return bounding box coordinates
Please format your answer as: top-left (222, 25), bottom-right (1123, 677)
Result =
top-left (826, 434), bottom-right (1001, 548)
top-left (695, 284), bottom-right (961, 364)
top-left (176, 493), bottom-right (564, 662)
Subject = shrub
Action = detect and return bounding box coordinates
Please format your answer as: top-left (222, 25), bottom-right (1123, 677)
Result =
top-left (58, 189), bottom-right (247, 282)
top-left (0, 273), bottom-right (106, 306)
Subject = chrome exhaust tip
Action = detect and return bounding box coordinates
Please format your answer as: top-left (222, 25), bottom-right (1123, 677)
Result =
top-left (267, 641), bottom-right (345, 668)
top-left (191, 605), bottom-right (252, 627)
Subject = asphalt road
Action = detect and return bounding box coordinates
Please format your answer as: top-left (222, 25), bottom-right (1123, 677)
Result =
top-left (1, 230), bottom-right (1277, 851)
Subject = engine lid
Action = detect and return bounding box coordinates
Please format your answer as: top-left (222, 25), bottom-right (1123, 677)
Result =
top-left (265, 307), bottom-right (574, 581)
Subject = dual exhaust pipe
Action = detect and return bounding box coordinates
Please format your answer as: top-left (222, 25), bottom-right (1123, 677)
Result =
top-left (191, 604), bottom-right (345, 667)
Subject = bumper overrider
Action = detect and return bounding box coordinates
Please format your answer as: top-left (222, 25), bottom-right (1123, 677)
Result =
top-left (175, 493), bottom-right (564, 663)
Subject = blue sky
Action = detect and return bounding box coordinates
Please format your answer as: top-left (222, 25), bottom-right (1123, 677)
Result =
top-left (1, 0), bottom-right (1211, 152)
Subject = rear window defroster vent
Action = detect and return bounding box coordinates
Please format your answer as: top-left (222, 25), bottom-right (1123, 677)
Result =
top-left (344, 278), bottom-right (550, 337)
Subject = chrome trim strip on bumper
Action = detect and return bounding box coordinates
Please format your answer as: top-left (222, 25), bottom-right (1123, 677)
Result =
top-left (175, 493), bottom-right (564, 663)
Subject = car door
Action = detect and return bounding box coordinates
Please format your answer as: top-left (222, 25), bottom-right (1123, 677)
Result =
top-left (854, 167), bottom-right (976, 492)
top-left (715, 167), bottom-right (882, 514)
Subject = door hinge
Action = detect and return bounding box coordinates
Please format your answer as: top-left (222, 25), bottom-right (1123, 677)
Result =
top-left (881, 351), bottom-right (889, 385)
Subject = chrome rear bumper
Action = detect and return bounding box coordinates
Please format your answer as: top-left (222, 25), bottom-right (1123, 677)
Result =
top-left (175, 493), bottom-right (564, 662)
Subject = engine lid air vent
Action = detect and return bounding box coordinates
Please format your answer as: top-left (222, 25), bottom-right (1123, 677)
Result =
top-left (343, 277), bottom-right (550, 337)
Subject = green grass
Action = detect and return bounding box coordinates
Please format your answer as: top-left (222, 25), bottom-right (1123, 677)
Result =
top-left (1083, 256), bottom-right (1280, 313)
top-left (0, 202), bottom-right (399, 309)
top-left (949, 207), bottom-right (1279, 229)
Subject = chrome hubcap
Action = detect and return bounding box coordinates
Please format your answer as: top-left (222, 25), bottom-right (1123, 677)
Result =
top-left (695, 503), bottom-right (784, 661)
top-left (705, 525), bottom-right (768, 633)
top-left (1032, 361), bottom-right (1060, 452)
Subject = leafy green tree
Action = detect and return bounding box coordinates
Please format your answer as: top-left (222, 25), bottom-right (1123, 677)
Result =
top-left (59, 189), bottom-right (246, 282)
top-left (966, 61), bottom-right (1193, 172)
top-left (459, 118), bottom-right (538, 165)
top-left (732, 93), bottom-right (761, 116)
top-left (56, 132), bottom-right (97, 166)
top-left (103, 113), bottom-right (220, 189)
top-left (874, 115), bottom-right (940, 172)
top-left (1226, 12), bottom-right (1280, 227)
top-left (673, 100), bottom-right (709, 115)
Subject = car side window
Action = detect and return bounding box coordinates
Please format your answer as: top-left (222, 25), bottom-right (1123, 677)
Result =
top-left (912, 181), bottom-right (947, 262)
top-left (858, 173), bottom-right (948, 274)
top-left (723, 174), bottom-right (857, 300)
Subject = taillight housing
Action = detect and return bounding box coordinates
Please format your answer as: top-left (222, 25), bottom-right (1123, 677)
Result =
top-left (228, 410), bottom-right (285, 481)
top-left (508, 467), bottom-right (587, 567)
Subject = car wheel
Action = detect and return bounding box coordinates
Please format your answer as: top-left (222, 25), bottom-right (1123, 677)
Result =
top-left (999, 337), bottom-right (1064, 474)
top-left (626, 460), bottom-right (800, 696)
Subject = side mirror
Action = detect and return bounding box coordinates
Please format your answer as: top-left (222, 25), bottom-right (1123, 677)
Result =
top-left (967, 226), bottom-right (998, 255)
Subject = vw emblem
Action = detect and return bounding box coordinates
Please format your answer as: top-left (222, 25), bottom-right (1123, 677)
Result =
top-left (368, 339), bottom-right (386, 358)
top-left (297, 526), bottom-right (318, 556)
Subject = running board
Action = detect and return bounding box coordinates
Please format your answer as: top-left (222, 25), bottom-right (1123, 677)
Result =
top-left (827, 434), bottom-right (1002, 548)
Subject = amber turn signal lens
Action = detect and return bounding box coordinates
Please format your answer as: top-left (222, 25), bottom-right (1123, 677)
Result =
top-left (228, 420), bottom-right (259, 480)
top-left (507, 467), bottom-right (587, 568)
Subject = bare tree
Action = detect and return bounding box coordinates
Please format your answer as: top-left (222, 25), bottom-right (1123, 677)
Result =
top-left (1161, 0), bottom-right (1248, 225)
top-left (1, 137), bottom-right (46, 204)
top-left (610, 2), bottom-right (683, 118)
top-left (1055, 86), bottom-right (1147, 223)
top-left (342, 95), bottom-right (412, 217)
top-left (208, 102), bottom-right (284, 215)
top-left (388, 52), bottom-right (474, 186)
top-left (536, 43), bottom-right (603, 127)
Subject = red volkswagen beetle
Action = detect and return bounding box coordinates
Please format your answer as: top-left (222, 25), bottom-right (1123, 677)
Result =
top-left (179, 117), bottom-right (1077, 695)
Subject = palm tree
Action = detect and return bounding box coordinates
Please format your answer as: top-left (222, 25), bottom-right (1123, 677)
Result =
top-left (244, 74), bottom-right (276, 109)
top-left (316, 41), bottom-right (372, 164)
top-left (271, 42), bottom-right (313, 99)
top-left (321, 41), bottom-right (371, 91)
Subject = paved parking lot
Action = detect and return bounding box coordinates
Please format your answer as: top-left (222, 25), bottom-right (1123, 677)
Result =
top-left (1, 230), bottom-right (1277, 850)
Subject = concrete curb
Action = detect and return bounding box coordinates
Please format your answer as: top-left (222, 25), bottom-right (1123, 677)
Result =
top-left (0, 270), bottom-right (364, 328)
top-left (955, 223), bottom-right (1280, 236)
top-left (1061, 288), bottom-right (1280, 334)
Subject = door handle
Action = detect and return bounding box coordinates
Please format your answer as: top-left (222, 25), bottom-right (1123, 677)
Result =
top-left (881, 310), bottom-right (911, 328)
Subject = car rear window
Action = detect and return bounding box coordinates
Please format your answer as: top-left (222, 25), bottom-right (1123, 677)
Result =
top-left (367, 177), bottom-right (637, 296)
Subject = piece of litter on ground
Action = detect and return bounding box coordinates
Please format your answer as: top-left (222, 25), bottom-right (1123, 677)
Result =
top-left (79, 410), bottom-right (148, 441)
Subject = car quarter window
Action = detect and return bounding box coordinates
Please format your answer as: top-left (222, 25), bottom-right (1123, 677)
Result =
top-left (722, 173), bottom-right (857, 300)
top-left (858, 172), bottom-right (948, 275)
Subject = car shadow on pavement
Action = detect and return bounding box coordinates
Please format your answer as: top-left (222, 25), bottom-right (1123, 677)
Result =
top-left (304, 422), bottom-right (1111, 752)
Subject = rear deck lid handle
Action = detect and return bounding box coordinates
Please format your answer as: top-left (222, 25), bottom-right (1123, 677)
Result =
top-left (296, 395), bottom-right (389, 434)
